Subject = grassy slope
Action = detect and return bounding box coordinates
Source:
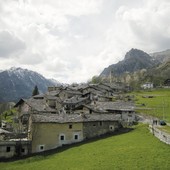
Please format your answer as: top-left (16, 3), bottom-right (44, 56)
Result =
top-left (133, 89), bottom-right (170, 122)
top-left (1, 124), bottom-right (170, 170)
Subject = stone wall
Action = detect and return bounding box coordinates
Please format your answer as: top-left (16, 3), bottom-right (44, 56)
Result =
top-left (149, 125), bottom-right (170, 145)
top-left (0, 140), bottom-right (31, 159)
top-left (83, 121), bottom-right (120, 139)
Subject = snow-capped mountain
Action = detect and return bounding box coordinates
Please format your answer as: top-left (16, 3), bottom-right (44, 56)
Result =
top-left (0, 67), bottom-right (61, 102)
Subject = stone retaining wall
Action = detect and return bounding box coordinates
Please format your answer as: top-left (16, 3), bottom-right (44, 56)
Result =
top-left (149, 125), bottom-right (170, 145)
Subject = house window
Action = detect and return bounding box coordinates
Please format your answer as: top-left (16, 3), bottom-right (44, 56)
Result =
top-left (60, 135), bottom-right (65, 141)
top-left (39, 145), bottom-right (45, 151)
top-left (74, 134), bottom-right (79, 140)
top-left (69, 124), bottom-right (72, 129)
top-left (6, 146), bottom-right (10, 152)
top-left (93, 124), bottom-right (96, 127)
top-left (99, 121), bottom-right (103, 126)
top-left (21, 148), bottom-right (25, 153)
top-left (109, 125), bottom-right (114, 131)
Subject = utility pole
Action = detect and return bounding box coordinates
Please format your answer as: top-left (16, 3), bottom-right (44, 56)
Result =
top-left (162, 98), bottom-right (165, 120)
top-left (109, 70), bottom-right (112, 84)
top-left (0, 112), bottom-right (2, 127)
top-left (110, 70), bottom-right (114, 84)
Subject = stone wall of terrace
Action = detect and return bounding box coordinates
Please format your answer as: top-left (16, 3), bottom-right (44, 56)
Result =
top-left (149, 125), bottom-right (170, 145)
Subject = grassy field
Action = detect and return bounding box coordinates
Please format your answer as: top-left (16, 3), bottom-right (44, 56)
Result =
top-left (157, 125), bottom-right (170, 133)
top-left (132, 89), bottom-right (170, 122)
top-left (1, 124), bottom-right (170, 170)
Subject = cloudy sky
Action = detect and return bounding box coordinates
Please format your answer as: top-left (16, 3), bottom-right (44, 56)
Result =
top-left (0, 0), bottom-right (170, 83)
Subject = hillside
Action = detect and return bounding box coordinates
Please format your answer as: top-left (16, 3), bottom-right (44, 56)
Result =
top-left (154, 60), bottom-right (170, 76)
top-left (133, 89), bottom-right (170, 121)
top-left (150, 49), bottom-right (170, 63)
top-left (100, 48), bottom-right (159, 77)
top-left (0, 67), bottom-right (60, 102)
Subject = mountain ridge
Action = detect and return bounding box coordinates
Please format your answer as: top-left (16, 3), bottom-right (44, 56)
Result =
top-left (150, 49), bottom-right (170, 63)
top-left (98, 48), bottom-right (170, 88)
top-left (0, 67), bottom-right (60, 102)
top-left (100, 48), bottom-right (161, 77)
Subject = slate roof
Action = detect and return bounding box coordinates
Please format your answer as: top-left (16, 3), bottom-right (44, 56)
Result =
top-left (0, 128), bottom-right (12, 134)
top-left (45, 91), bottom-right (60, 98)
top-left (46, 88), bottom-right (82, 96)
top-left (91, 101), bottom-right (134, 111)
top-left (97, 83), bottom-right (114, 91)
top-left (63, 88), bottom-right (82, 95)
top-left (15, 98), bottom-right (56, 113)
top-left (71, 84), bottom-right (89, 91)
top-left (70, 83), bottom-right (121, 92)
top-left (26, 98), bottom-right (57, 112)
top-left (45, 95), bottom-right (58, 100)
top-left (33, 94), bottom-right (44, 99)
top-left (63, 96), bottom-right (88, 104)
top-left (83, 104), bottom-right (108, 113)
top-left (32, 113), bottom-right (121, 123)
top-left (81, 86), bottom-right (104, 95)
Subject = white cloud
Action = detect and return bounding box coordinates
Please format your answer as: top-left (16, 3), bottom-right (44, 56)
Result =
top-left (113, 0), bottom-right (170, 52)
top-left (0, 30), bottom-right (26, 57)
top-left (0, 0), bottom-right (170, 83)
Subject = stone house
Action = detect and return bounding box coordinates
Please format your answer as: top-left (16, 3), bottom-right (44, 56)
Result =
top-left (45, 95), bottom-right (58, 108)
top-left (48, 86), bottom-right (64, 92)
top-left (141, 82), bottom-right (153, 89)
top-left (15, 98), bottom-right (56, 115)
top-left (28, 113), bottom-right (121, 153)
top-left (63, 96), bottom-right (90, 112)
top-left (0, 140), bottom-right (31, 159)
top-left (28, 114), bottom-right (83, 153)
top-left (82, 114), bottom-right (121, 139)
top-left (0, 127), bottom-right (31, 159)
top-left (0, 128), bottom-right (12, 141)
top-left (164, 79), bottom-right (170, 87)
top-left (90, 101), bottom-right (136, 124)
top-left (58, 88), bottom-right (82, 101)
top-left (14, 97), bottom-right (57, 132)
top-left (42, 88), bottom-right (82, 110)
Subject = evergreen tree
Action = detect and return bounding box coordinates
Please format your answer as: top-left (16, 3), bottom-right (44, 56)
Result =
top-left (32, 85), bottom-right (39, 96)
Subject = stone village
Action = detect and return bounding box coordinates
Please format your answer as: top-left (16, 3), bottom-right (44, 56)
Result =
top-left (0, 83), bottom-right (136, 159)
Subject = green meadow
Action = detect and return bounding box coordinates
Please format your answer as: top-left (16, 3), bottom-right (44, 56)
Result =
top-left (1, 124), bottom-right (170, 170)
top-left (133, 89), bottom-right (170, 122)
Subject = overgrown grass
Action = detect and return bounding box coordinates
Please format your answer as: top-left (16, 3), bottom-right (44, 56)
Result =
top-left (132, 89), bottom-right (170, 122)
top-left (1, 124), bottom-right (170, 170)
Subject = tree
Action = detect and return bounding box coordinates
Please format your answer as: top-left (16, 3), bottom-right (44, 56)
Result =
top-left (32, 85), bottom-right (39, 96)
top-left (91, 76), bottom-right (102, 84)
